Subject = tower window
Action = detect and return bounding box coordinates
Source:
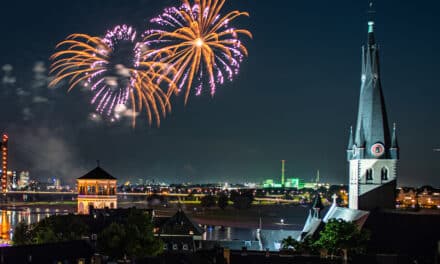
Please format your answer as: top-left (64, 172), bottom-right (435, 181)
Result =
top-left (366, 169), bottom-right (373, 181)
top-left (381, 167), bottom-right (388, 181)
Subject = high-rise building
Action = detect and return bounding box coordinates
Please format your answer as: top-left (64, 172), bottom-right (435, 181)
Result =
top-left (346, 18), bottom-right (399, 210)
top-left (18, 171), bottom-right (30, 188)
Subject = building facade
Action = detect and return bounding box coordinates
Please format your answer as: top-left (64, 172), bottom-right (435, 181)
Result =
top-left (346, 19), bottom-right (399, 210)
top-left (77, 166), bottom-right (117, 214)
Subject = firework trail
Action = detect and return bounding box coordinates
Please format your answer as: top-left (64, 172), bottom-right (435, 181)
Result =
top-left (143, 0), bottom-right (252, 103)
top-left (50, 25), bottom-right (176, 126)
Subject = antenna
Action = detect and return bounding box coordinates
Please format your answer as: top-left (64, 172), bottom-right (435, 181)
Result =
top-left (367, 1), bottom-right (376, 21)
top-left (97, 160), bottom-right (100, 167)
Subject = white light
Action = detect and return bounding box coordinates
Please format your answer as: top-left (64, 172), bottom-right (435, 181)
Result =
top-left (194, 38), bottom-right (204, 48)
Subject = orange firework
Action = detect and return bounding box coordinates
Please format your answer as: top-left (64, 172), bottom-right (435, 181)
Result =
top-left (49, 25), bottom-right (177, 127)
top-left (144, 0), bottom-right (252, 103)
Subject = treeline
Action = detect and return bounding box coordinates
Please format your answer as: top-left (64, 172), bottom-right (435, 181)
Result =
top-left (200, 190), bottom-right (254, 209)
top-left (13, 208), bottom-right (163, 261)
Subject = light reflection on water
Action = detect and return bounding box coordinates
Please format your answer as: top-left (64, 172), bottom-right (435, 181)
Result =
top-left (202, 226), bottom-right (258, 241)
top-left (0, 208), bottom-right (72, 243)
top-left (1, 209), bottom-right (274, 248)
top-left (1, 209), bottom-right (259, 244)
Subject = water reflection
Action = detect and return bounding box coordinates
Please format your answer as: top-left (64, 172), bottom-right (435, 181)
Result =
top-left (0, 208), bottom-right (72, 245)
top-left (202, 226), bottom-right (257, 241)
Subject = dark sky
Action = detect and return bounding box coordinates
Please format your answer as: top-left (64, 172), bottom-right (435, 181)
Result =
top-left (0, 1), bottom-right (439, 186)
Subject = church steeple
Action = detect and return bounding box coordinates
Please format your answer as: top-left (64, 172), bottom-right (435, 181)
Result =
top-left (352, 14), bottom-right (392, 159)
top-left (347, 4), bottom-right (399, 210)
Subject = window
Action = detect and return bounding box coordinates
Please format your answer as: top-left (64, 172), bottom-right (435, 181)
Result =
top-left (87, 186), bottom-right (96, 194)
top-left (366, 169), bottom-right (373, 181)
top-left (381, 167), bottom-right (388, 181)
top-left (98, 185), bottom-right (105, 195)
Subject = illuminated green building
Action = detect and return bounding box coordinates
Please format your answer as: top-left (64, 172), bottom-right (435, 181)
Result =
top-left (262, 178), bottom-right (304, 189)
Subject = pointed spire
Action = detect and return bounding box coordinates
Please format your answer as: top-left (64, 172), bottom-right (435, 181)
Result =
top-left (347, 126), bottom-right (354, 149)
top-left (311, 192), bottom-right (324, 219)
top-left (391, 123), bottom-right (399, 149)
top-left (312, 192), bottom-right (324, 210)
top-left (351, 2), bottom-right (393, 161)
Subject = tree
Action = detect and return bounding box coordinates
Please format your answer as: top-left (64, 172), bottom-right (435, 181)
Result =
top-left (314, 218), bottom-right (370, 261)
top-left (17, 214), bottom-right (90, 245)
top-left (217, 193), bottom-right (229, 210)
top-left (12, 222), bottom-right (31, 246)
top-left (97, 223), bottom-right (127, 260)
top-left (97, 209), bottom-right (163, 261)
top-left (230, 190), bottom-right (254, 209)
top-left (200, 195), bottom-right (217, 208)
top-left (281, 236), bottom-right (298, 250)
top-left (280, 236), bottom-right (316, 255)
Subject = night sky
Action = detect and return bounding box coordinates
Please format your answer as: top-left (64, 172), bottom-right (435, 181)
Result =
top-left (0, 1), bottom-right (439, 186)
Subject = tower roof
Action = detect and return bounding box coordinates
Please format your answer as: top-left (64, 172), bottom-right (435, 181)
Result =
top-left (347, 126), bottom-right (354, 149)
top-left (158, 209), bottom-right (204, 236)
top-left (77, 166), bottom-right (116, 180)
top-left (352, 19), bottom-right (393, 158)
top-left (391, 123), bottom-right (399, 149)
top-left (311, 192), bottom-right (324, 211)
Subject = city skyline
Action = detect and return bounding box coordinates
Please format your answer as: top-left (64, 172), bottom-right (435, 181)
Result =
top-left (0, 1), bottom-right (439, 186)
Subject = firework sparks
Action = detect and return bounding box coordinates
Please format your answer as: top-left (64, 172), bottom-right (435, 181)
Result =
top-left (143, 0), bottom-right (252, 103)
top-left (50, 25), bottom-right (176, 126)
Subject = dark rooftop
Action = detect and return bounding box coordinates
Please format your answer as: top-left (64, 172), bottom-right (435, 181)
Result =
top-left (159, 209), bottom-right (205, 236)
top-left (77, 166), bottom-right (116, 180)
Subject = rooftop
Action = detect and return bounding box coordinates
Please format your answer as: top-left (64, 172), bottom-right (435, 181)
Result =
top-left (77, 166), bottom-right (117, 180)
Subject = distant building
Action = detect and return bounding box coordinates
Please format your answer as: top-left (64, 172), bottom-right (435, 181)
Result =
top-left (8, 170), bottom-right (17, 189)
top-left (77, 166), bottom-right (117, 215)
top-left (396, 187), bottom-right (440, 208)
top-left (346, 17), bottom-right (399, 210)
top-left (263, 178), bottom-right (305, 189)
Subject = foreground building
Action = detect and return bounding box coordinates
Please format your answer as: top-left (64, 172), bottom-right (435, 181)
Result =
top-left (77, 166), bottom-right (117, 214)
top-left (346, 17), bottom-right (399, 210)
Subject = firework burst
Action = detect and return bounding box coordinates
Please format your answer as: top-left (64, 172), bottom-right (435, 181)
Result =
top-left (49, 25), bottom-right (176, 126)
top-left (143, 0), bottom-right (252, 103)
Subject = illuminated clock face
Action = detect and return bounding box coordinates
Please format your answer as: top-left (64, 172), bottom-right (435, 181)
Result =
top-left (371, 143), bottom-right (385, 157)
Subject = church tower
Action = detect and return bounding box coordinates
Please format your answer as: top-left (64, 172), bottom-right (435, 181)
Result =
top-left (346, 15), bottom-right (399, 210)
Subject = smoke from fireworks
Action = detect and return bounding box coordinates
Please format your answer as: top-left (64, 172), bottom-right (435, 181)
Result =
top-left (143, 0), bottom-right (252, 103)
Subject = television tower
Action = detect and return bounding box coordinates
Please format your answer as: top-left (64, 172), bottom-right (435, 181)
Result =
top-left (1, 134), bottom-right (8, 193)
